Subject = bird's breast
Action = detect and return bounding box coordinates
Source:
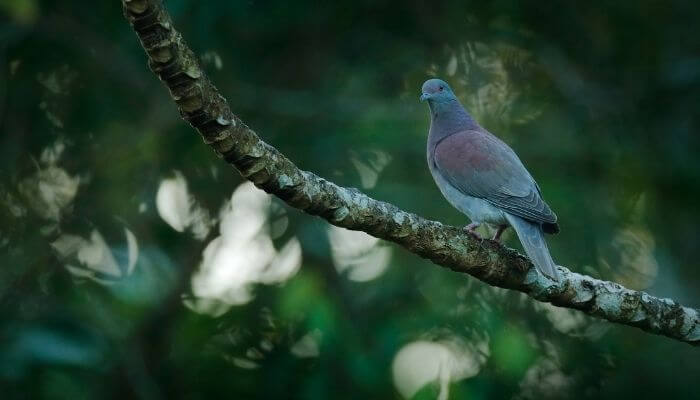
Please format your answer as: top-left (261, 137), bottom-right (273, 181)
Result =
top-left (427, 159), bottom-right (507, 226)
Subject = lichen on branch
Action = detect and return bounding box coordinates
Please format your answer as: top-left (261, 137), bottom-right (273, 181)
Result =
top-left (121, 0), bottom-right (700, 346)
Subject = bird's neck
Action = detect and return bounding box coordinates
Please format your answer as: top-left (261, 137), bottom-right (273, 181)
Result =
top-left (428, 99), bottom-right (479, 142)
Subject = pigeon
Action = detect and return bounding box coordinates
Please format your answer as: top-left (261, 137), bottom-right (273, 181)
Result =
top-left (421, 78), bottom-right (560, 281)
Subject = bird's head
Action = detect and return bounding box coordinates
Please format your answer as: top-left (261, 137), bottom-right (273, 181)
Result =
top-left (420, 78), bottom-right (456, 104)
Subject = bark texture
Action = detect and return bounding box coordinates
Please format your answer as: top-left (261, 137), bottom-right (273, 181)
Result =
top-left (121, 0), bottom-right (699, 345)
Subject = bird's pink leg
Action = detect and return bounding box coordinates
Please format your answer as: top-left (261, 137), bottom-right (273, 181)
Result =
top-left (492, 225), bottom-right (508, 242)
top-left (463, 222), bottom-right (482, 239)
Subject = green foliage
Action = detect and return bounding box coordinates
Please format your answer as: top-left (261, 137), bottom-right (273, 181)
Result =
top-left (1, 0), bottom-right (699, 399)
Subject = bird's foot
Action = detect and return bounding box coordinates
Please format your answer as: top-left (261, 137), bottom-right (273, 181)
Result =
top-left (463, 222), bottom-right (483, 239)
top-left (492, 225), bottom-right (508, 242)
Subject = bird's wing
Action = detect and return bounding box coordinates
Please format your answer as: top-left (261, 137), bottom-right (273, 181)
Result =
top-left (433, 130), bottom-right (557, 224)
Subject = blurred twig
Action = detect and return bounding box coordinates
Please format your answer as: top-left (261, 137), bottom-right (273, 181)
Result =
top-left (120, 0), bottom-right (699, 346)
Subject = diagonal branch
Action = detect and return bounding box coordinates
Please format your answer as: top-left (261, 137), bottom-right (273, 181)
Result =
top-left (121, 0), bottom-right (699, 345)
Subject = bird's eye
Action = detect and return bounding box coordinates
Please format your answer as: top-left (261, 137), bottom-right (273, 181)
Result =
top-left (439, 86), bottom-right (444, 91)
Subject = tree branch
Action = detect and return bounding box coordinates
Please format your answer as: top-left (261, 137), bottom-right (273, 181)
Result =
top-left (120, 0), bottom-right (699, 345)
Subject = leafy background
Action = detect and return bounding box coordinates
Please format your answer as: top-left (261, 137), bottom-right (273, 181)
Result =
top-left (1, 0), bottom-right (699, 399)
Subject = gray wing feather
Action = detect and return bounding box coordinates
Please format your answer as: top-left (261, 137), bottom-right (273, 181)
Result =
top-left (433, 130), bottom-right (557, 224)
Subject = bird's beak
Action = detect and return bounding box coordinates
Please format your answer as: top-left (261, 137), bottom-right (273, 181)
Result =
top-left (420, 93), bottom-right (430, 102)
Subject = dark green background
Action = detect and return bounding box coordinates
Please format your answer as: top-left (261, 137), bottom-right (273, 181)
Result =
top-left (1, 0), bottom-right (699, 399)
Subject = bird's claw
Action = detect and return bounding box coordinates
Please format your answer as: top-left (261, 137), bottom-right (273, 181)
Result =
top-left (491, 225), bottom-right (507, 243)
top-left (463, 222), bottom-right (483, 239)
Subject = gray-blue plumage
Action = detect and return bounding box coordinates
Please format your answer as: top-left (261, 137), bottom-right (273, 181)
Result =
top-left (421, 78), bottom-right (560, 281)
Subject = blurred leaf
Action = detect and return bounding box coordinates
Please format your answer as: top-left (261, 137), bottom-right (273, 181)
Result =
top-left (0, 0), bottom-right (38, 24)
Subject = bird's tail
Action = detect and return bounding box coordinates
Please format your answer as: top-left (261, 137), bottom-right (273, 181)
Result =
top-left (505, 214), bottom-right (560, 281)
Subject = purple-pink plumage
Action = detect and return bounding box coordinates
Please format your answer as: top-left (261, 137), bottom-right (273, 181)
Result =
top-left (421, 78), bottom-right (560, 281)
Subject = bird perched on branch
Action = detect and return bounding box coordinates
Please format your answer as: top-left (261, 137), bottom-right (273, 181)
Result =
top-left (421, 78), bottom-right (560, 281)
